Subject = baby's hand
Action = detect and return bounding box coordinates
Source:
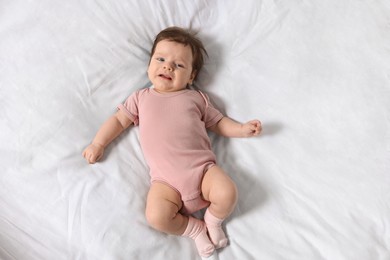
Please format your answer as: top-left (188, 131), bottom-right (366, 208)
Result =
top-left (82, 143), bottom-right (104, 164)
top-left (241, 120), bottom-right (262, 137)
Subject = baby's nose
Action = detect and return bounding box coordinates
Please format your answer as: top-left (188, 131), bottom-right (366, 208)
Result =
top-left (164, 64), bottom-right (173, 71)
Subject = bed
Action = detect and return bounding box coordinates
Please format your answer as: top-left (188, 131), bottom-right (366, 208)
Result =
top-left (1, 0), bottom-right (390, 259)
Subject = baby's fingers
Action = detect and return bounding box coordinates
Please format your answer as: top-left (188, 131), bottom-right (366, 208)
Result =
top-left (82, 149), bottom-right (90, 162)
top-left (248, 120), bottom-right (262, 135)
top-left (88, 152), bottom-right (100, 164)
top-left (95, 153), bottom-right (103, 163)
top-left (83, 150), bottom-right (95, 164)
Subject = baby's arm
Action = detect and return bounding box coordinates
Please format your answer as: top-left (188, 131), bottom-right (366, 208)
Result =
top-left (209, 117), bottom-right (262, 138)
top-left (82, 110), bottom-right (133, 164)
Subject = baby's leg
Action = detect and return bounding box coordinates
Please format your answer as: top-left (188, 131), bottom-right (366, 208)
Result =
top-left (145, 182), bottom-right (214, 257)
top-left (145, 182), bottom-right (187, 235)
top-left (201, 166), bottom-right (238, 249)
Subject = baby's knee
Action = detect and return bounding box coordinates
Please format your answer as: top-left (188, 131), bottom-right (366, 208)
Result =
top-left (145, 205), bottom-right (174, 232)
top-left (145, 208), bottom-right (163, 231)
top-left (224, 181), bottom-right (238, 204)
top-left (214, 181), bottom-right (238, 208)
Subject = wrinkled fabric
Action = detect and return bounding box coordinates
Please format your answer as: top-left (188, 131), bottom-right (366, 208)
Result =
top-left (1, 0), bottom-right (389, 259)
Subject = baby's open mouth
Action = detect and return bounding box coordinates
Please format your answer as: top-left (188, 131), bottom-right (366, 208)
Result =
top-left (159, 74), bottom-right (172, 80)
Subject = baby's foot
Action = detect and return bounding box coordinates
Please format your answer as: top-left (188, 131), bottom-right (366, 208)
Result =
top-left (204, 209), bottom-right (228, 249)
top-left (182, 217), bottom-right (215, 257)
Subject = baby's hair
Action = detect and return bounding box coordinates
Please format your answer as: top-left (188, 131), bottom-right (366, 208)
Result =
top-left (150, 26), bottom-right (208, 80)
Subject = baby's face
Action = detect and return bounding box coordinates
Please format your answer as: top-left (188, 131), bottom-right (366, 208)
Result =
top-left (148, 40), bottom-right (195, 93)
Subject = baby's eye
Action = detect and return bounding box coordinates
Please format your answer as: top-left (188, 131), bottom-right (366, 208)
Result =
top-left (175, 63), bottom-right (185, 68)
top-left (156, 57), bottom-right (165, 62)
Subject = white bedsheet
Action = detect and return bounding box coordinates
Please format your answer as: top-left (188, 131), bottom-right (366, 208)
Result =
top-left (1, 0), bottom-right (389, 259)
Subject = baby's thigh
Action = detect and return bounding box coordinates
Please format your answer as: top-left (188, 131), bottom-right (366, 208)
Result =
top-left (145, 182), bottom-right (183, 219)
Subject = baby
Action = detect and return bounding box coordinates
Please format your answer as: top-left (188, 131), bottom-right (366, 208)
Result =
top-left (82, 27), bottom-right (262, 257)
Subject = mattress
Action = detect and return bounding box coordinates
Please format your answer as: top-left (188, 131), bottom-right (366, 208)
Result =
top-left (1, 0), bottom-right (389, 259)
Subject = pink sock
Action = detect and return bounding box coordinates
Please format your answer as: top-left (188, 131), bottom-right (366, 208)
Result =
top-left (182, 216), bottom-right (215, 257)
top-left (204, 209), bottom-right (228, 249)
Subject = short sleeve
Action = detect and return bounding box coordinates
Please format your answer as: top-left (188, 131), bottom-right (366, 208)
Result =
top-left (117, 91), bottom-right (140, 125)
top-left (198, 91), bottom-right (224, 128)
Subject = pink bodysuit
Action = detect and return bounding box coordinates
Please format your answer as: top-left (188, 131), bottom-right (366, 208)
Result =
top-left (118, 87), bottom-right (224, 214)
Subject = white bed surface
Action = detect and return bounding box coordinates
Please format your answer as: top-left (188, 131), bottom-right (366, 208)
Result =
top-left (1, 0), bottom-right (390, 259)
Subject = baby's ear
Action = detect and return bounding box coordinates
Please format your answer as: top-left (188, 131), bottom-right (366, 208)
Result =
top-left (190, 70), bottom-right (197, 83)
